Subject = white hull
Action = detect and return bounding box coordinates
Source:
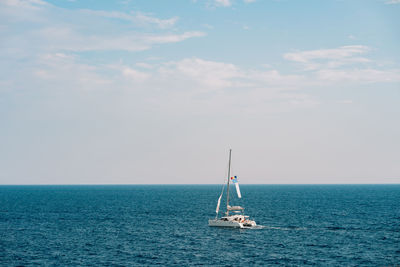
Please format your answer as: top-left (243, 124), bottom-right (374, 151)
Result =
top-left (208, 216), bottom-right (257, 228)
top-left (209, 219), bottom-right (243, 228)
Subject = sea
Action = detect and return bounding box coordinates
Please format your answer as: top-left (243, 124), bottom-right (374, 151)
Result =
top-left (1, 185), bottom-right (399, 266)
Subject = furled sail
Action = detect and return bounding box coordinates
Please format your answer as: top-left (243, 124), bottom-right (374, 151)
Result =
top-left (227, 205), bottom-right (244, 211)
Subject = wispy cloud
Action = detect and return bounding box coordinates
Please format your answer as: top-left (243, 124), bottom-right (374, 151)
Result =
top-left (284, 45), bottom-right (400, 83)
top-left (284, 45), bottom-right (371, 70)
top-left (210, 0), bottom-right (255, 7)
top-left (284, 45), bottom-right (369, 64)
top-left (214, 0), bottom-right (232, 7)
top-left (2, 0), bottom-right (399, 113)
top-left (122, 67), bottom-right (151, 82)
top-left (35, 27), bottom-right (205, 52)
top-left (316, 68), bottom-right (400, 83)
top-left (32, 53), bottom-right (112, 90)
top-left (0, 1), bottom-right (205, 54)
top-left (80, 10), bottom-right (179, 29)
top-left (385, 0), bottom-right (400, 4)
top-left (135, 12), bottom-right (178, 29)
top-left (2, 0), bottom-right (48, 9)
top-left (29, 55), bottom-right (317, 114)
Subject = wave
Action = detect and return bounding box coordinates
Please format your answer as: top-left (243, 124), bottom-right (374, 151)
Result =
top-left (247, 225), bottom-right (307, 231)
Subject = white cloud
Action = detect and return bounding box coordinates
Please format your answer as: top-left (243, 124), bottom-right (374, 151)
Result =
top-left (135, 12), bottom-right (178, 29)
top-left (385, 0), bottom-right (400, 4)
top-left (80, 10), bottom-right (179, 29)
top-left (214, 0), bottom-right (232, 7)
top-left (284, 45), bottom-right (369, 64)
top-left (28, 52), bottom-right (400, 114)
top-left (316, 68), bottom-right (400, 83)
top-left (23, 56), bottom-right (307, 117)
top-left (284, 45), bottom-right (400, 84)
top-left (11, 23), bottom-right (205, 53)
top-left (161, 58), bottom-right (240, 89)
top-left (26, 55), bottom-right (318, 117)
top-left (244, 0), bottom-right (256, 3)
top-left (284, 45), bottom-right (372, 71)
top-left (32, 53), bottom-right (112, 90)
top-left (1, 1), bottom-right (204, 54)
top-left (105, 57), bottom-right (317, 116)
top-left (2, 0), bottom-right (48, 9)
top-left (123, 68), bottom-right (150, 82)
top-left (144, 31), bottom-right (206, 45)
top-left (153, 57), bottom-right (307, 93)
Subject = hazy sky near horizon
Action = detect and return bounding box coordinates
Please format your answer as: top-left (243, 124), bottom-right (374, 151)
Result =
top-left (1, 0), bottom-right (399, 184)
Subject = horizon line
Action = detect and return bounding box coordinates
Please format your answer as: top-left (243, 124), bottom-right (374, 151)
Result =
top-left (1, 183), bottom-right (399, 186)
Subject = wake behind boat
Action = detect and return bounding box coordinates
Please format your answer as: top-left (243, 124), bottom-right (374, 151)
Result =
top-left (208, 149), bottom-right (257, 228)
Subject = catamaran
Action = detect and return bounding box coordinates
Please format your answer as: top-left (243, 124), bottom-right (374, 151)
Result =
top-left (208, 149), bottom-right (257, 228)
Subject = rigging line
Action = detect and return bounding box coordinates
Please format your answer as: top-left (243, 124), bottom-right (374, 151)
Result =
top-left (215, 159), bottom-right (229, 219)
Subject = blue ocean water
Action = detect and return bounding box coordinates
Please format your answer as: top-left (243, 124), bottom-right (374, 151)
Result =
top-left (1, 185), bottom-right (399, 266)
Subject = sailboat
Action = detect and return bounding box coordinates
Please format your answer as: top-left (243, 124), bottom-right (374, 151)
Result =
top-left (208, 149), bottom-right (257, 228)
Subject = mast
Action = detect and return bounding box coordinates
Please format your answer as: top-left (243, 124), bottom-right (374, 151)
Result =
top-left (226, 149), bottom-right (232, 216)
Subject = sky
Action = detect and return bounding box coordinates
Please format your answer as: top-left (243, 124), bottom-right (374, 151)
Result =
top-left (0, 0), bottom-right (399, 184)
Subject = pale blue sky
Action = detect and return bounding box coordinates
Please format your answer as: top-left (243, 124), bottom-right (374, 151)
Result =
top-left (0, 0), bottom-right (399, 184)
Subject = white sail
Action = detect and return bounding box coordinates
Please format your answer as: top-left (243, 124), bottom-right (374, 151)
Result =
top-left (216, 194), bottom-right (222, 213)
top-left (235, 183), bottom-right (242, 198)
